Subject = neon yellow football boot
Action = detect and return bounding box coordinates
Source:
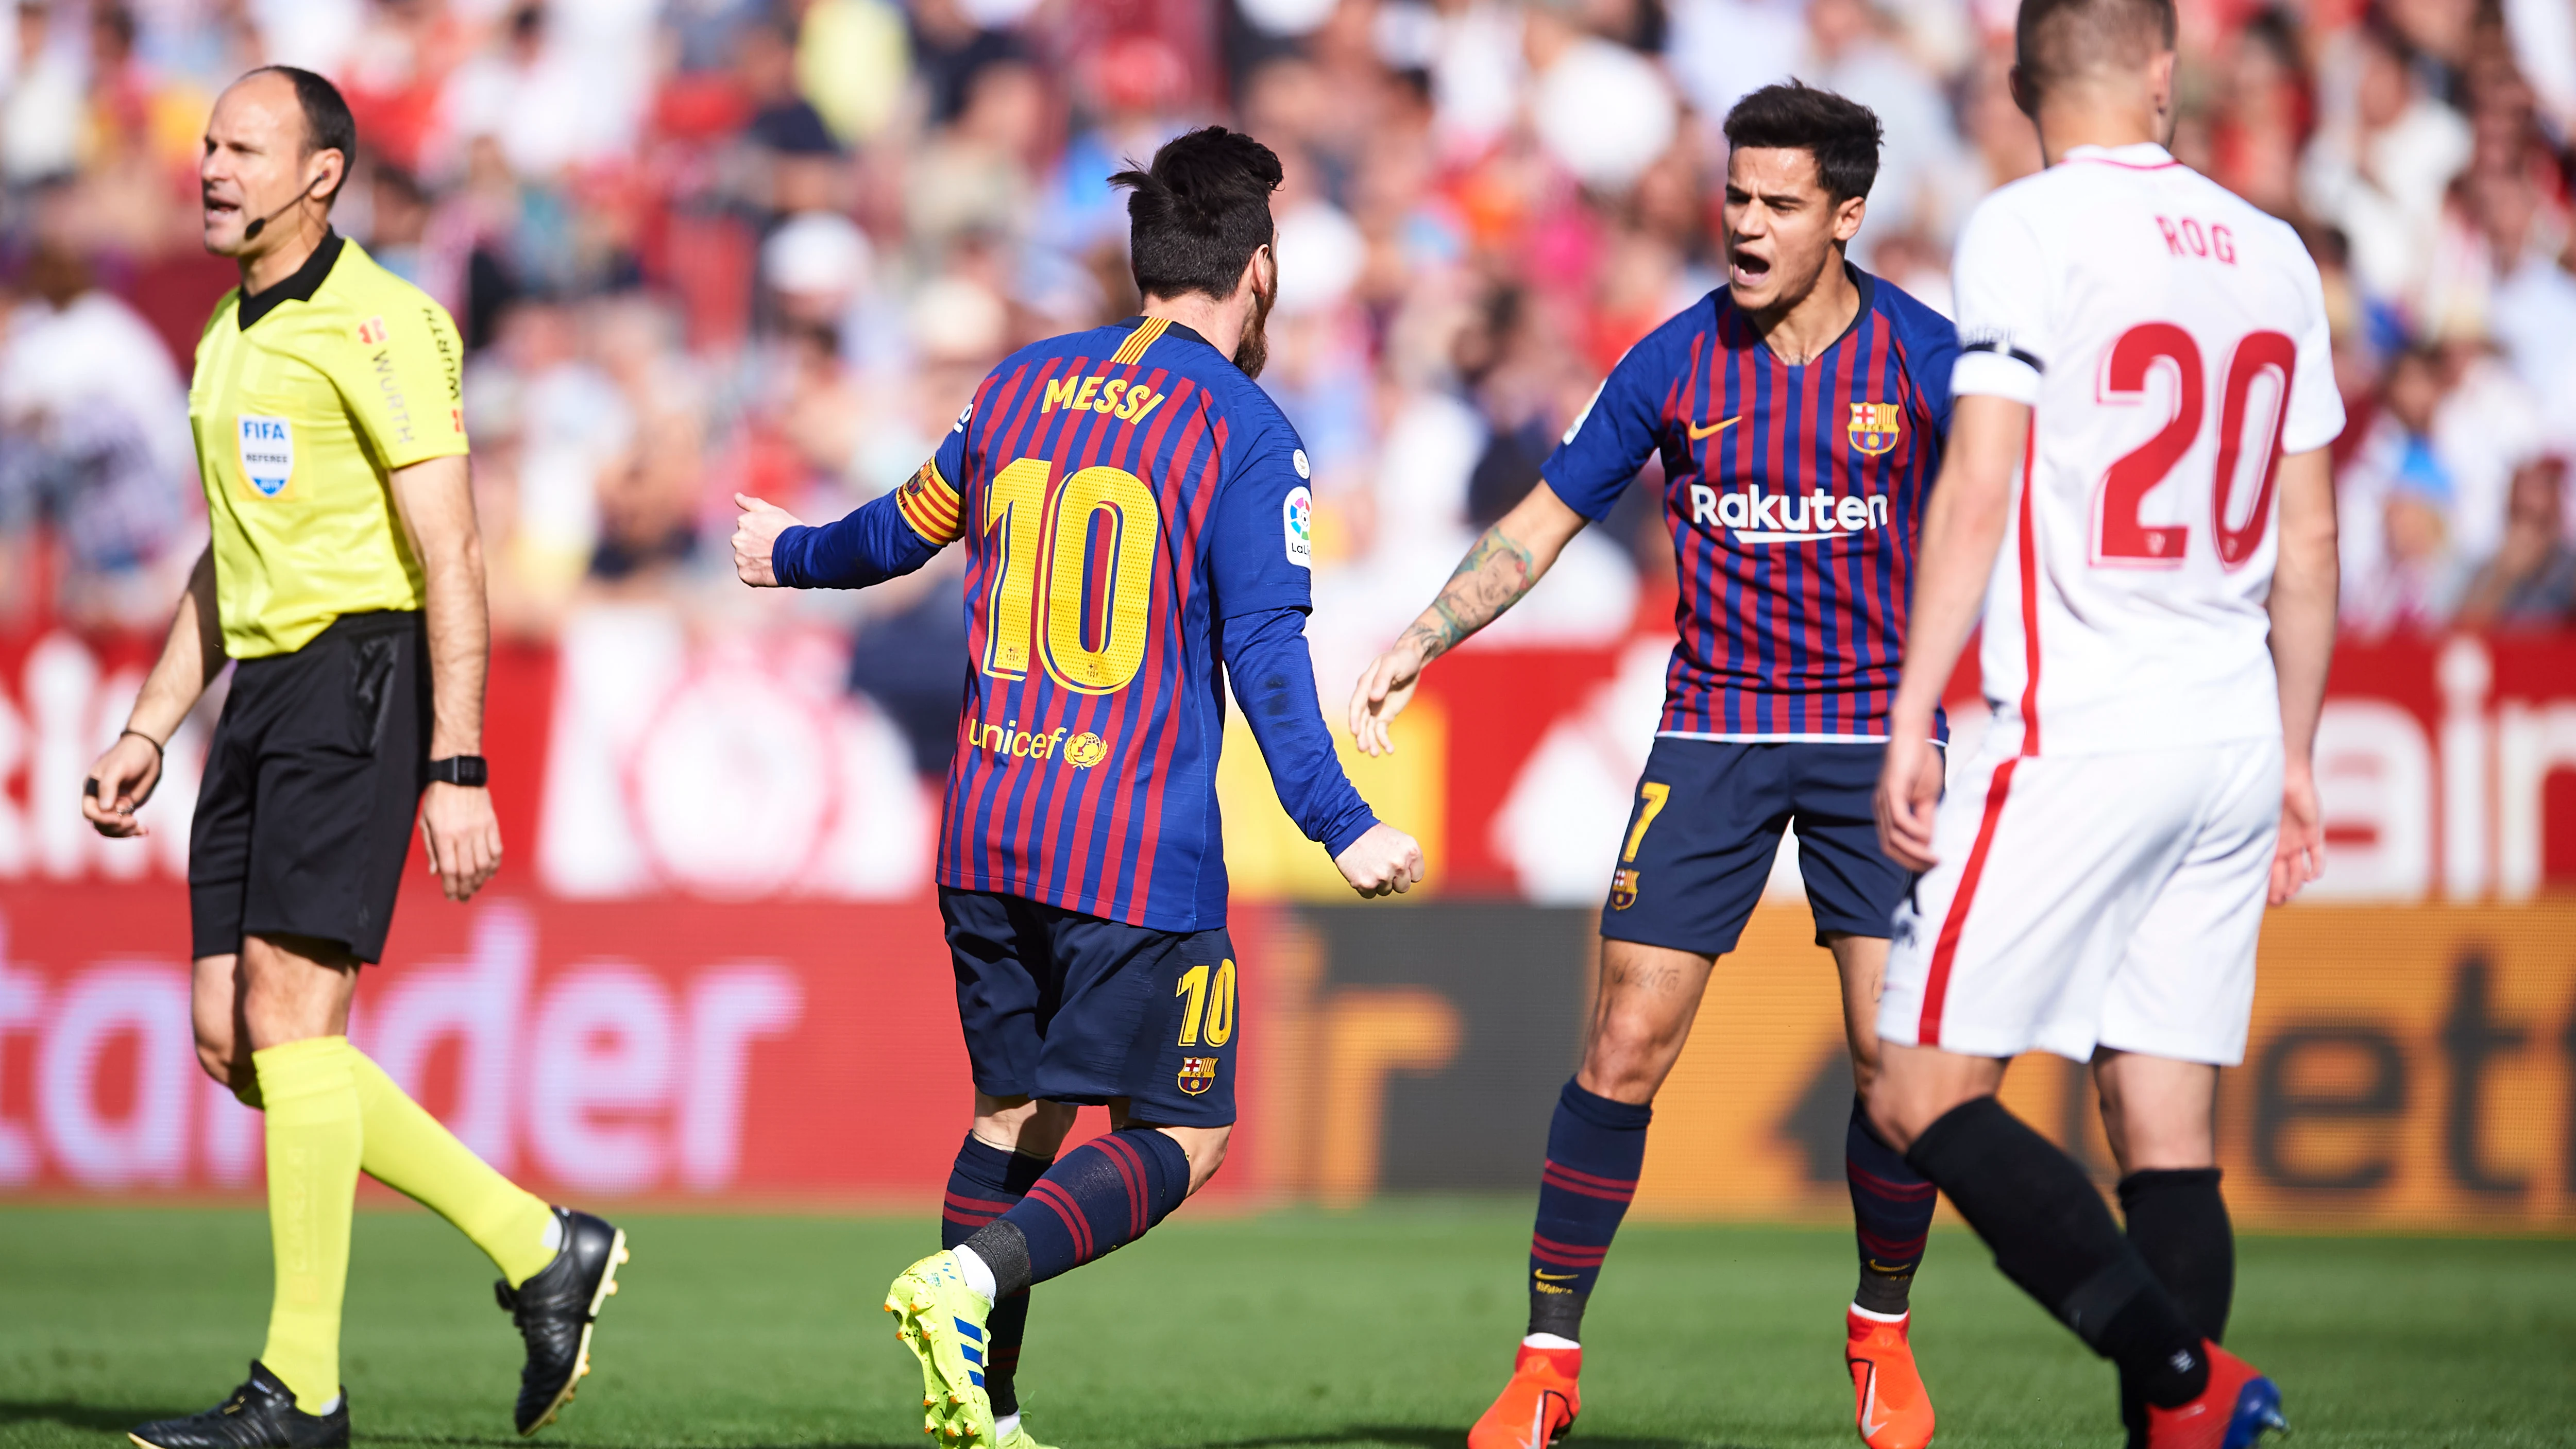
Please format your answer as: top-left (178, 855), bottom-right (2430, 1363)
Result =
top-left (884, 1251), bottom-right (996, 1447)
top-left (995, 1421), bottom-right (1058, 1449)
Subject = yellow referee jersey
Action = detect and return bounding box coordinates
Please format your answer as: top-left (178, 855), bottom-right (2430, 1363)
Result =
top-left (188, 233), bottom-right (469, 658)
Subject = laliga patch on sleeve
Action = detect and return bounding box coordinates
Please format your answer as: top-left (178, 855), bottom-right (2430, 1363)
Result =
top-left (1283, 485), bottom-right (1313, 569)
top-left (237, 414), bottom-right (294, 497)
top-left (1562, 382), bottom-right (1603, 445)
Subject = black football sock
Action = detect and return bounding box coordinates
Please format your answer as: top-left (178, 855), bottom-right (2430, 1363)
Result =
top-left (963, 1128), bottom-right (1190, 1297)
top-left (1525, 1079), bottom-right (1650, 1342)
top-left (942, 1136), bottom-right (1053, 1419)
top-left (1847, 1095), bottom-right (1938, 1316)
top-left (2116, 1168), bottom-right (2234, 1445)
top-left (1905, 1096), bottom-right (2210, 1408)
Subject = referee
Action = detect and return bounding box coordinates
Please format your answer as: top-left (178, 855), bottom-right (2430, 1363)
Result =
top-left (84, 69), bottom-right (624, 1449)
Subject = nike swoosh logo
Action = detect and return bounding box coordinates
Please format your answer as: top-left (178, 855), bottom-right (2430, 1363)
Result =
top-left (1687, 417), bottom-right (1740, 440)
top-left (1859, 1367), bottom-right (1889, 1437)
top-left (1533, 1271), bottom-right (1580, 1282)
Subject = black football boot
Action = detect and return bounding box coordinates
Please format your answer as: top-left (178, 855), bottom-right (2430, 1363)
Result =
top-left (494, 1207), bottom-right (628, 1435)
top-left (128, 1362), bottom-right (349, 1449)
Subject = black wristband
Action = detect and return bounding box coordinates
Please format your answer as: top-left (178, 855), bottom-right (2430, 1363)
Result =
top-left (426, 755), bottom-right (489, 788)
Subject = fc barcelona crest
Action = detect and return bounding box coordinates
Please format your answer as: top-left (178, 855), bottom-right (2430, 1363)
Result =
top-left (1178, 1056), bottom-right (1219, 1096)
top-left (1848, 402), bottom-right (1903, 456)
top-left (1609, 868), bottom-right (1641, 910)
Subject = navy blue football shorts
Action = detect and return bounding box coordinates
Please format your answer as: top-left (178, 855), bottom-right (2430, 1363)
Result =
top-left (940, 887), bottom-right (1240, 1128)
top-left (1599, 737), bottom-right (1916, 957)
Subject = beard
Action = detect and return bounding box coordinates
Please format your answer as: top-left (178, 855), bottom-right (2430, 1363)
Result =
top-left (1232, 275), bottom-right (1276, 379)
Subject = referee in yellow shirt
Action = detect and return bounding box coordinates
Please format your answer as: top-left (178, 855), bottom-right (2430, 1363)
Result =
top-left (82, 68), bottom-right (625, 1449)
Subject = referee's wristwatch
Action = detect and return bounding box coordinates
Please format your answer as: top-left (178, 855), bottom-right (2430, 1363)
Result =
top-left (426, 755), bottom-right (489, 788)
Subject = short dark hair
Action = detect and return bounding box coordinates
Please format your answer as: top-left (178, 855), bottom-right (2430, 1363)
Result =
top-left (248, 65), bottom-right (357, 204)
top-left (1110, 127), bottom-right (1283, 302)
top-left (1722, 82), bottom-right (1883, 203)
top-left (2014, 0), bottom-right (2177, 97)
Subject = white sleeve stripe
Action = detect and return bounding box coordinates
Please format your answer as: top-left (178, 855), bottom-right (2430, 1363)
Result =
top-left (1952, 350), bottom-right (2042, 405)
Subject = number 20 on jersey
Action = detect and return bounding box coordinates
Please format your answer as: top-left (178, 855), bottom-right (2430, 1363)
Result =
top-left (2095, 325), bottom-right (2295, 570)
top-left (980, 457), bottom-right (1164, 695)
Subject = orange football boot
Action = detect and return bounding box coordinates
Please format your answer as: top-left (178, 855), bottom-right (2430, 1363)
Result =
top-left (1846, 1307), bottom-right (1936, 1449)
top-left (2146, 1343), bottom-right (2286, 1449)
top-left (1466, 1343), bottom-right (1582, 1449)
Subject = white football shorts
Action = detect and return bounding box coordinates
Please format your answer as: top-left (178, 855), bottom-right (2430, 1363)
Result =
top-left (1877, 731), bottom-right (2283, 1066)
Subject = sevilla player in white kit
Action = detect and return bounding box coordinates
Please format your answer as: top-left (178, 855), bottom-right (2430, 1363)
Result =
top-left (1861, 0), bottom-right (2337, 1445)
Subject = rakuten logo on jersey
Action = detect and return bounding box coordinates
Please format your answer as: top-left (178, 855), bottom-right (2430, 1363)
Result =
top-left (1689, 485), bottom-right (1891, 544)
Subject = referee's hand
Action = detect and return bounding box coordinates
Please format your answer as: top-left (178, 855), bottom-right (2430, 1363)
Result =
top-left (83, 732), bottom-right (165, 838)
top-left (420, 781), bottom-right (502, 901)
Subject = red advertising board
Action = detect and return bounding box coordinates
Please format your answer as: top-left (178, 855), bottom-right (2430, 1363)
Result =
top-left (0, 612), bottom-right (2572, 1217)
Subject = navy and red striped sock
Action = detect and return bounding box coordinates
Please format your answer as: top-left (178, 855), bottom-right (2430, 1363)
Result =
top-left (942, 1136), bottom-right (1052, 1417)
top-left (962, 1128), bottom-right (1191, 1300)
top-left (1526, 1079), bottom-right (1651, 1342)
top-left (1848, 1095), bottom-right (1939, 1316)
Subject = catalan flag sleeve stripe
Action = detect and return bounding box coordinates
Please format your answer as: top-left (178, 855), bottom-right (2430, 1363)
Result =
top-left (895, 459), bottom-right (966, 545)
top-left (771, 484), bottom-right (946, 589)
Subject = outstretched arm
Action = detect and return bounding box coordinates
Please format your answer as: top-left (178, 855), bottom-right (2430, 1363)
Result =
top-left (1347, 482), bottom-right (1590, 756)
top-left (2265, 446), bottom-right (2337, 904)
top-left (735, 487), bottom-right (945, 589)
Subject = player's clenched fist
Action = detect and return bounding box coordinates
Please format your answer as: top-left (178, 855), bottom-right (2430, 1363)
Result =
top-left (1335, 821), bottom-right (1425, 898)
top-left (732, 492), bottom-right (804, 587)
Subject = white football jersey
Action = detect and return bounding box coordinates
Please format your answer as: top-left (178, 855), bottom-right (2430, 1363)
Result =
top-left (1950, 143), bottom-right (2345, 755)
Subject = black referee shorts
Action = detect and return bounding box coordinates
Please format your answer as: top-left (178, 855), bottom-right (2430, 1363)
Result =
top-left (189, 610), bottom-right (430, 964)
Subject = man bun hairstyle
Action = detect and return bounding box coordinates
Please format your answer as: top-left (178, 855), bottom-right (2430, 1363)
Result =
top-left (249, 64), bottom-right (357, 205)
top-left (1722, 82), bottom-right (1884, 204)
top-left (2014, 0), bottom-right (2178, 98)
top-left (1110, 126), bottom-right (1284, 302)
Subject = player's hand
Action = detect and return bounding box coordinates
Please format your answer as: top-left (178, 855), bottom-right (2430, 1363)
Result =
top-left (2269, 757), bottom-right (2325, 906)
top-left (1335, 822), bottom-right (1425, 898)
top-left (420, 780), bottom-right (502, 901)
top-left (1874, 727), bottom-right (1944, 872)
top-left (732, 492), bottom-right (806, 587)
top-left (1348, 640), bottom-right (1428, 757)
top-left (82, 731), bottom-right (165, 838)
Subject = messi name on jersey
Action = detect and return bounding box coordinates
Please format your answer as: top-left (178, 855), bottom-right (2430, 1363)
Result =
top-left (918, 315), bottom-right (1328, 932)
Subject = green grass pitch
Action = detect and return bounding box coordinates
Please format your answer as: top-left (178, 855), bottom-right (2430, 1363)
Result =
top-left (3, 1204), bottom-right (2569, 1448)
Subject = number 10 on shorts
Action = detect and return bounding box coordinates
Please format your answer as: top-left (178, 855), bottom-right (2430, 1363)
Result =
top-left (1176, 960), bottom-right (1236, 1046)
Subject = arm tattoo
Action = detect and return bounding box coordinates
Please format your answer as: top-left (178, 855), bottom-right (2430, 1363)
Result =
top-left (1398, 524), bottom-right (1538, 662)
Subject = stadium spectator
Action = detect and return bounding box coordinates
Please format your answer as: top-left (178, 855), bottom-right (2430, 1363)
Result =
top-left (0, 0), bottom-right (2570, 646)
top-left (2344, 439), bottom-right (2467, 636)
top-left (0, 230), bottom-right (195, 627)
top-left (2454, 455), bottom-right (2576, 628)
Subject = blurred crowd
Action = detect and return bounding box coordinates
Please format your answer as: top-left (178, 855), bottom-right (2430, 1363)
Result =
top-left (2, 0), bottom-right (2572, 773)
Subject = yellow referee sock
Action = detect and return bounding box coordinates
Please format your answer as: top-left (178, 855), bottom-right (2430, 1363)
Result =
top-left (349, 1051), bottom-right (558, 1287)
top-left (252, 1037), bottom-right (363, 1412)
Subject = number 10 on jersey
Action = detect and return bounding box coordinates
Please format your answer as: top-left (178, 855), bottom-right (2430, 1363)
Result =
top-left (981, 456), bottom-right (1164, 694)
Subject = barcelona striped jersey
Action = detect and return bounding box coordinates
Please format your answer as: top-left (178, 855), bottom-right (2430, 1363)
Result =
top-left (858, 315), bottom-right (1369, 932)
top-left (1544, 268), bottom-right (1959, 739)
